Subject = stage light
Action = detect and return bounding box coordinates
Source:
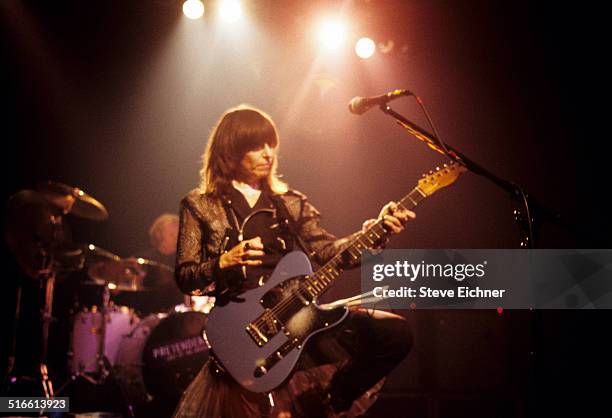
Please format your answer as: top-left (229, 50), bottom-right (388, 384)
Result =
top-left (355, 37), bottom-right (376, 59)
top-left (219, 0), bottom-right (242, 23)
top-left (317, 20), bottom-right (346, 50)
top-left (183, 0), bottom-right (204, 20)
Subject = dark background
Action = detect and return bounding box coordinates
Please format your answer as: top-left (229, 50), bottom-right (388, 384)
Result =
top-left (1, 1), bottom-right (610, 417)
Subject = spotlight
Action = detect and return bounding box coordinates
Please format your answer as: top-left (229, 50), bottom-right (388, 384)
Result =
top-left (219, 0), bottom-right (242, 23)
top-left (318, 19), bottom-right (346, 50)
top-left (183, 0), bottom-right (204, 20)
top-left (355, 37), bottom-right (376, 59)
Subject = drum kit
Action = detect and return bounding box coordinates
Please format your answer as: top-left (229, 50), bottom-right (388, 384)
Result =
top-left (4, 182), bottom-right (213, 416)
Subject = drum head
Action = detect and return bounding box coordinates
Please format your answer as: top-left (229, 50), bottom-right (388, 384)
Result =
top-left (142, 311), bottom-right (208, 403)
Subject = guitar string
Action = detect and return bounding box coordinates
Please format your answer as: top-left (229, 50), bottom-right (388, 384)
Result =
top-left (252, 227), bottom-right (377, 328)
top-left (256, 220), bottom-right (389, 326)
top-left (256, 164), bottom-right (456, 324)
top-left (252, 188), bottom-right (425, 329)
top-left (247, 169), bottom-right (460, 366)
top-left (254, 192), bottom-right (418, 325)
top-left (254, 194), bottom-right (418, 326)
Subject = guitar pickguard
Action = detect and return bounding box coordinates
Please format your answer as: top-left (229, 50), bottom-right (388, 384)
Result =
top-left (246, 275), bottom-right (341, 347)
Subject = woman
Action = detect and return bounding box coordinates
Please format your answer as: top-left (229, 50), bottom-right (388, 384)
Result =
top-left (173, 105), bottom-right (414, 417)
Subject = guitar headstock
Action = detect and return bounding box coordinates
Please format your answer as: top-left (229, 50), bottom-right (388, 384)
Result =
top-left (417, 161), bottom-right (467, 196)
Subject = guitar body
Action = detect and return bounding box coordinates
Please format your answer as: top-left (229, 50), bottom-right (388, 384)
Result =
top-left (205, 251), bottom-right (348, 393)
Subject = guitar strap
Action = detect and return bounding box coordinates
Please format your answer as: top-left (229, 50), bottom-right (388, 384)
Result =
top-left (267, 192), bottom-right (316, 260)
top-left (220, 184), bottom-right (315, 260)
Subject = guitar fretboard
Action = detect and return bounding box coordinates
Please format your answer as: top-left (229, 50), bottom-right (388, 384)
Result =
top-left (301, 187), bottom-right (426, 299)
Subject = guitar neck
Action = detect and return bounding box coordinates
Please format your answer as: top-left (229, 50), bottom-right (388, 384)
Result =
top-left (302, 186), bottom-right (427, 299)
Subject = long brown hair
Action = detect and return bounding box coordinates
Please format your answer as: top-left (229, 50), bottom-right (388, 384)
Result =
top-left (199, 105), bottom-right (288, 196)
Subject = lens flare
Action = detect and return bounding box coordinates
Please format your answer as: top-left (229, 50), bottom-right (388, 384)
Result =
top-left (219, 0), bottom-right (242, 23)
top-left (355, 37), bottom-right (376, 59)
top-left (318, 20), bottom-right (346, 50)
top-left (183, 0), bottom-right (204, 20)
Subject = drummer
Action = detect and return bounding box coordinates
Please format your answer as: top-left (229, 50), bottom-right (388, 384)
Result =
top-left (129, 213), bottom-right (184, 314)
top-left (139, 213), bottom-right (180, 281)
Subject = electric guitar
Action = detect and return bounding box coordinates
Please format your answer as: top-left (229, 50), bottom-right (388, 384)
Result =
top-left (204, 162), bottom-right (466, 393)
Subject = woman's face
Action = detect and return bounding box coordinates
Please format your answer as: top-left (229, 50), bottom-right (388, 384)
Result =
top-left (237, 143), bottom-right (276, 184)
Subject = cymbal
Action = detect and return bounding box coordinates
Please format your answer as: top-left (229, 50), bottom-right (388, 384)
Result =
top-left (37, 180), bottom-right (109, 221)
top-left (5, 190), bottom-right (69, 278)
top-left (133, 257), bottom-right (174, 273)
top-left (133, 257), bottom-right (176, 288)
top-left (88, 258), bottom-right (150, 292)
top-left (84, 243), bottom-right (121, 262)
top-left (80, 279), bottom-right (154, 291)
top-left (51, 242), bottom-right (121, 273)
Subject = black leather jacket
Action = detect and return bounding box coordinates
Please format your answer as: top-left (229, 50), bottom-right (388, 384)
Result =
top-left (175, 188), bottom-right (357, 296)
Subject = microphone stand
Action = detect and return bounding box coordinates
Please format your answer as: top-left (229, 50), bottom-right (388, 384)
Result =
top-left (378, 102), bottom-right (569, 415)
top-left (378, 103), bottom-right (564, 249)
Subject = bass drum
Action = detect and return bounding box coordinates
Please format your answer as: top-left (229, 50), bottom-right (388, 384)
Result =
top-left (114, 311), bottom-right (209, 412)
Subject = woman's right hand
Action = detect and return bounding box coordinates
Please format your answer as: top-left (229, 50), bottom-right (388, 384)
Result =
top-left (218, 237), bottom-right (265, 270)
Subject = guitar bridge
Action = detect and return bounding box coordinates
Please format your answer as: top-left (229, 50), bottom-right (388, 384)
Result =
top-left (253, 338), bottom-right (301, 377)
top-left (246, 309), bottom-right (282, 347)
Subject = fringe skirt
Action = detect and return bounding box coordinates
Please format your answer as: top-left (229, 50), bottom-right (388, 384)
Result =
top-left (172, 325), bottom-right (384, 418)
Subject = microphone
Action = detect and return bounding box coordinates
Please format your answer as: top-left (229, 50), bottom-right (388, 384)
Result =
top-left (348, 89), bottom-right (413, 115)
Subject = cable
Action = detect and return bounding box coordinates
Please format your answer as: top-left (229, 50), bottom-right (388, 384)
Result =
top-left (412, 94), bottom-right (464, 165)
